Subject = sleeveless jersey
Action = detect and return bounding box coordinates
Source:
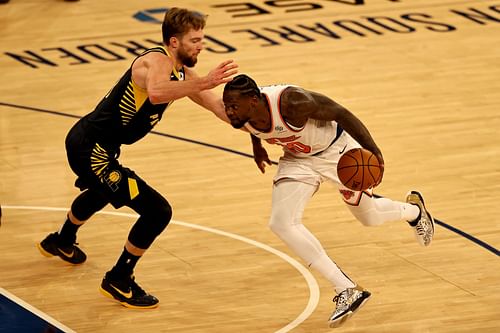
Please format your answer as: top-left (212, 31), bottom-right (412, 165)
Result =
top-left (244, 85), bottom-right (343, 157)
top-left (78, 46), bottom-right (184, 147)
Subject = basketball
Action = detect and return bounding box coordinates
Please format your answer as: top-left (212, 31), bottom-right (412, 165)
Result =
top-left (337, 148), bottom-right (382, 191)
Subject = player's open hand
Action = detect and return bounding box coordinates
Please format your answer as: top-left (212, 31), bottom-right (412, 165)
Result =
top-left (204, 60), bottom-right (238, 89)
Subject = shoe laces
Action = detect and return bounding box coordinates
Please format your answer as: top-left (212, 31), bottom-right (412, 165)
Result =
top-left (54, 232), bottom-right (79, 248)
top-left (333, 289), bottom-right (351, 311)
top-left (58, 242), bottom-right (80, 252)
top-left (128, 275), bottom-right (147, 296)
top-left (415, 223), bottom-right (427, 235)
top-left (415, 215), bottom-right (431, 234)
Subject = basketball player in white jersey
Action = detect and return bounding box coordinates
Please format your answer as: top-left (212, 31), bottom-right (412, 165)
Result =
top-left (222, 74), bottom-right (434, 328)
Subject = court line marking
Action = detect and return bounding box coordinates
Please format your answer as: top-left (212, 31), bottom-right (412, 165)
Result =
top-left (0, 101), bottom-right (498, 256)
top-left (0, 287), bottom-right (76, 333)
top-left (2, 205), bottom-right (320, 333)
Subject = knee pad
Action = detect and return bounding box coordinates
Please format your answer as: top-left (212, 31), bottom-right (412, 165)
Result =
top-left (148, 195), bottom-right (172, 234)
top-left (127, 186), bottom-right (172, 249)
top-left (137, 194), bottom-right (172, 235)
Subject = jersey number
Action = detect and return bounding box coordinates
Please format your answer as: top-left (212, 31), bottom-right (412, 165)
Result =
top-left (266, 137), bottom-right (311, 154)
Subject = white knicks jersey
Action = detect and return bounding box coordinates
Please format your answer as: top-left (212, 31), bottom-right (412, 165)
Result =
top-left (244, 84), bottom-right (343, 157)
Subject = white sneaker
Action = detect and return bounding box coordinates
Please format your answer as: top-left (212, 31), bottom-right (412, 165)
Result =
top-left (406, 191), bottom-right (435, 246)
top-left (328, 287), bottom-right (371, 328)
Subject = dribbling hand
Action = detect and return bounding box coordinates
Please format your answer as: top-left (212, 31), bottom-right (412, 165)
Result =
top-left (373, 151), bottom-right (385, 187)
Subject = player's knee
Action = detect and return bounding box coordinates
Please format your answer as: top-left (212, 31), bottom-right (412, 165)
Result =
top-left (268, 209), bottom-right (292, 236)
top-left (268, 218), bottom-right (280, 235)
top-left (156, 197), bottom-right (172, 231)
top-left (132, 186), bottom-right (172, 233)
top-left (147, 196), bottom-right (172, 234)
top-left (129, 198), bottom-right (172, 249)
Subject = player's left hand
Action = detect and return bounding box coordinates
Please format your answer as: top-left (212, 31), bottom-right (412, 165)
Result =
top-left (373, 151), bottom-right (385, 186)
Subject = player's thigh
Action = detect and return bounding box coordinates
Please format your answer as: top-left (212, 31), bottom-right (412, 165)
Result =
top-left (270, 180), bottom-right (317, 228)
top-left (274, 155), bottom-right (321, 186)
top-left (91, 162), bottom-right (151, 209)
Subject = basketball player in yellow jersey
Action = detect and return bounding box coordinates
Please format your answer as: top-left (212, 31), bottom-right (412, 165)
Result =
top-left (37, 8), bottom-right (237, 309)
top-left (223, 74), bottom-right (434, 328)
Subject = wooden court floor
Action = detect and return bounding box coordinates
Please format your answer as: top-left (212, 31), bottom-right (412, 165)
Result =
top-left (1, 1), bottom-right (499, 332)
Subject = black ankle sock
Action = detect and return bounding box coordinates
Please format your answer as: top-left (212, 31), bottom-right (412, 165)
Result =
top-left (58, 216), bottom-right (81, 246)
top-left (110, 247), bottom-right (141, 279)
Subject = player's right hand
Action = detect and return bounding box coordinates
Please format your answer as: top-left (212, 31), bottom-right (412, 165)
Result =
top-left (253, 144), bottom-right (272, 173)
top-left (205, 60), bottom-right (238, 89)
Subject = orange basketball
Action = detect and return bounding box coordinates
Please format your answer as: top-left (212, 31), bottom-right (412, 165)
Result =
top-left (337, 148), bottom-right (382, 191)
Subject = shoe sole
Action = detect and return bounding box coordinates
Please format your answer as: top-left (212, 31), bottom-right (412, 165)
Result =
top-left (99, 286), bottom-right (159, 309)
top-left (328, 294), bottom-right (371, 328)
top-left (37, 242), bottom-right (56, 258)
top-left (37, 242), bottom-right (85, 265)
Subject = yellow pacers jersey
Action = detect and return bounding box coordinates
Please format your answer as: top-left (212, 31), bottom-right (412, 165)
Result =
top-left (80, 46), bottom-right (184, 146)
top-left (244, 85), bottom-right (342, 157)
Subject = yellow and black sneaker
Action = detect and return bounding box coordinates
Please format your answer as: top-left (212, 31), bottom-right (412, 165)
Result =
top-left (100, 272), bottom-right (159, 309)
top-left (37, 232), bottom-right (87, 265)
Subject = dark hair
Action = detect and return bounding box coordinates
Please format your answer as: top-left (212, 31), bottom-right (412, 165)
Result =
top-left (224, 74), bottom-right (260, 97)
top-left (162, 8), bottom-right (207, 45)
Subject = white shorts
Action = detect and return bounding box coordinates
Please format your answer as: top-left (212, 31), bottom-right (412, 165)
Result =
top-left (273, 131), bottom-right (373, 205)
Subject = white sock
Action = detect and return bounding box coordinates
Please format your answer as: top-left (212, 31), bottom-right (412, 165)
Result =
top-left (309, 252), bottom-right (356, 293)
top-left (402, 203), bottom-right (420, 222)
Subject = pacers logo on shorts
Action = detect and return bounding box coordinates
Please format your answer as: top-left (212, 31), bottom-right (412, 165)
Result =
top-left (108, 170), bottom-right (121, 182)
top-left (105, 170), bottom-right (122, 192)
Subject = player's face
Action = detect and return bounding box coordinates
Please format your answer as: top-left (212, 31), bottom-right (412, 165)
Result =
top-left (177, 29), bottom-right (204, 67)
top-left (223, 91), bottom-right (254, 129)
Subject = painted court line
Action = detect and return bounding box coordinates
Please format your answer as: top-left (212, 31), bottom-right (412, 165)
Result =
top-left (0, 287), bottom-right (76, 333)
top-left (2, 205), bottom-right (320, 333)
top-left (1, 102), bottom-right (498, 256)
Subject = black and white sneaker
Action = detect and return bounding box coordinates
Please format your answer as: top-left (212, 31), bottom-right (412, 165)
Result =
top-left (406, 191), bottom-right (435, 246)
top-left (37, 232), bottom-right (87, 265)
top-left (328, 287), bottom-right (371, 328)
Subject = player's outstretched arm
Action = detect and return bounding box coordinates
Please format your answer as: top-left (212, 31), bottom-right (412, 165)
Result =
top-left (133, 53), bottom-right (237, 105)
top-left (284, 87), bottom-right (384, 166)
top-left (186, 62), bottom-right (239, 123)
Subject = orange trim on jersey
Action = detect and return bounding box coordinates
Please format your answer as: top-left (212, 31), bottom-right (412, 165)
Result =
top-left (255, 92), bottom-right (274, 134)
top-left (277, 89), bottom-right (304, 133)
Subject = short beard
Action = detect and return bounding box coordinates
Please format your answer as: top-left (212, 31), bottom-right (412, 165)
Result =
top-left (178, 49), bottom-right (197, 68)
